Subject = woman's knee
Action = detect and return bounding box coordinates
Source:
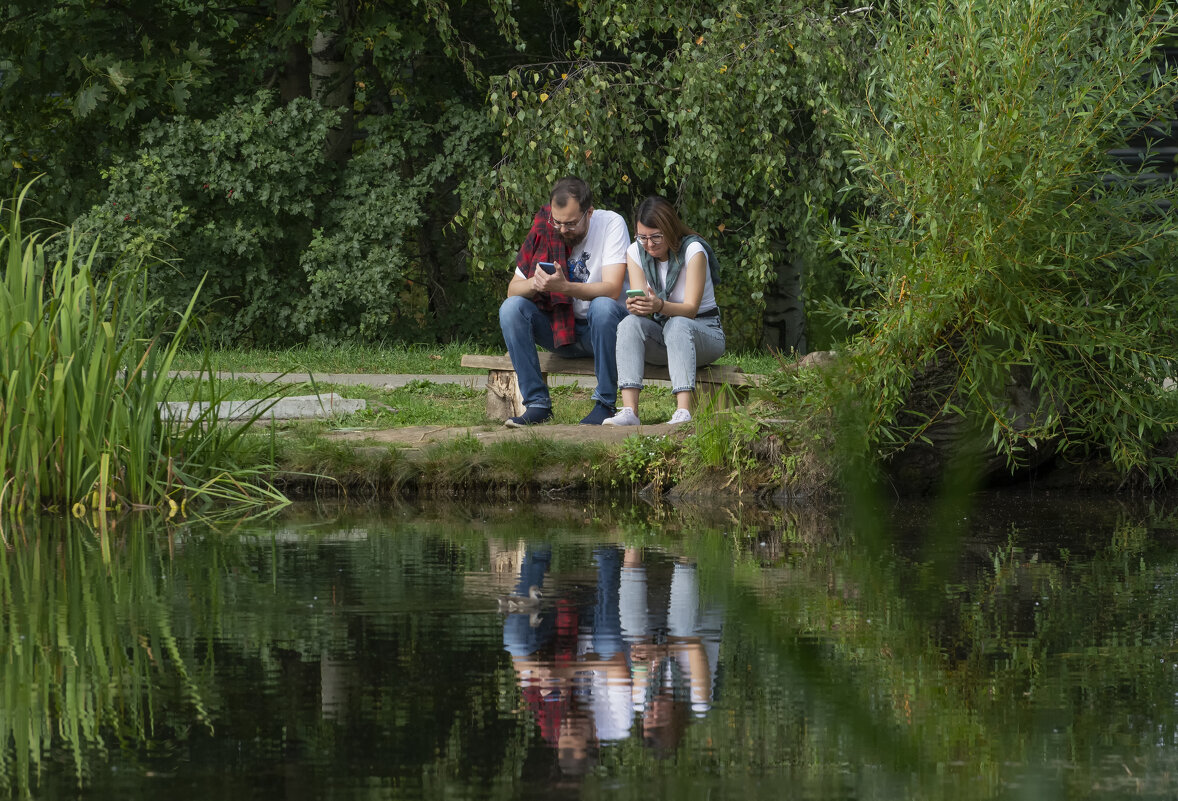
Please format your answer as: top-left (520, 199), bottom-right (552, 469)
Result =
top-left (616, 313), bottom-right (645, 345)
top-left (662, 316), bottom-right (695, 344)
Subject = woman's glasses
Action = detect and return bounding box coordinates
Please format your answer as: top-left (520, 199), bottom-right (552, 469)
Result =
top-left (635, 233), bottom-right (665, 245)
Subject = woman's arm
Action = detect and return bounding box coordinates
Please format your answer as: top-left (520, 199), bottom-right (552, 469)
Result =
top-left (655, 251), bottom-right (706, 318)
top-left (624, 255), bottom-right (660, 316)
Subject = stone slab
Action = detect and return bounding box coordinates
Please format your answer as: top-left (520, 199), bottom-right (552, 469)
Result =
top-left (160, 393), bottom-right (367, 421)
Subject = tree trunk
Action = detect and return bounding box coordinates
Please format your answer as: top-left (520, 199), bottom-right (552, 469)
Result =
top-left (310, 16), bottom-right (354, 164)
top-left (761, 243), bottom-right (807, 355)
top-left (884, 355), bottom-right (1059, 494)
top-left (275, 0), bottom-right (311, 102)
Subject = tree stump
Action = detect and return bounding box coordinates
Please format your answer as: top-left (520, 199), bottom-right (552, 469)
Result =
top-left (485, 369), bottom-right (528, 419)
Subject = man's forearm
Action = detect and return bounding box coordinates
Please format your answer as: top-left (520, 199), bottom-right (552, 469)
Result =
top-left (553, 264), bottom-right (625, 300)
top-left (507, 276), bottom-right (536, 298)
top-left (557, 281), bottom-right (616, 300)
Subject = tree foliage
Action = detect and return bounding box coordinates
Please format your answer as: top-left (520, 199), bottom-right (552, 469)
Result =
top-left (2, 0), bottom-right (525, 344)
top-left (829, 0), bottom-right (1178, 480)
top-left (67, 93), bottom-right (335, 343)
top-left (458, 0), bottom-right (872, 349)
top-left (0, 0), bottom-right (247, 217)
top-left (3, 1), bottom-right (869, 349)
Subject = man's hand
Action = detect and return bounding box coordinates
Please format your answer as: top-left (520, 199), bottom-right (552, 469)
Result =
top-left (532, 262), bottom-right (567, 294)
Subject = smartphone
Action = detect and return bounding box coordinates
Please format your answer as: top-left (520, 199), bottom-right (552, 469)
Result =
top-left (538, 262), bottom-right (557, 274)
top-left (626, 289), bottom-right (646, 298)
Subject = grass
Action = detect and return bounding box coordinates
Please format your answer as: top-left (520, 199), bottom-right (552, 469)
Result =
top-left (170, 340), bottom-right (495, 374)
top-left (165, 375), bottom-right (684, 429)
top-left (163, 341), bottom-right (811, 498)
top-left (170, 340), bottom-right (790, 378)
top-left (271, 426), bottom-right (620, 498)
top-left (164, 342), bottom-right (792, 431)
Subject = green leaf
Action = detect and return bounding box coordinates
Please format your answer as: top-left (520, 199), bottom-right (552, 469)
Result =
top-left (74, 84), bottom-right (108, 119)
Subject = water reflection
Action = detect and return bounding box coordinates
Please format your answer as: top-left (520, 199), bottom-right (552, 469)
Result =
top-left (2, 494), bottom-right (1178, 799)
top-left (0, 517), bottom-right (209, 797)
top-left (500, 545), bottom-right (722, 771)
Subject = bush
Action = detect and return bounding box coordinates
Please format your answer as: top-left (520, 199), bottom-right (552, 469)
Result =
top-left (829, 0), bottom-right (1178, 480)
top-left (67, 92), bottom-right (335, 345)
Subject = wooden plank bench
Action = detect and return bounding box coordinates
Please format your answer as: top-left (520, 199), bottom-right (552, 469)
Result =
top-left (460, 353), bottom-right (757, 420)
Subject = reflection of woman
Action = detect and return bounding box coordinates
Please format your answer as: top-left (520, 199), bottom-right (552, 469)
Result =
top-left (621, 551), bottom-right (722, 717)
top-left (603, 196), bottom-right (726, 426)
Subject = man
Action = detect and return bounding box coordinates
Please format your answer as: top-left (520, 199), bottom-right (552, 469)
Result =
top-left (499, 176), bottom-right (629, 427)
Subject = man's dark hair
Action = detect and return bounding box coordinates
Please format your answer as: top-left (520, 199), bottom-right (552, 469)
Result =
top-left (550, 176), bottom-right (592, 210)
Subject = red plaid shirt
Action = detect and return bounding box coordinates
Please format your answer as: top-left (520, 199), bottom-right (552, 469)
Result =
top-left (516, 205), bottom-right (576, 347)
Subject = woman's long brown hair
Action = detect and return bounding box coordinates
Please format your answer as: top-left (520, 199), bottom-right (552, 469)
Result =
top-left (634, 196), bottom-right (698, 256)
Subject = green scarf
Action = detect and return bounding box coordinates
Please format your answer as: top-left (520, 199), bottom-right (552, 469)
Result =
top-left (637, 234), bottom-right (720, 322)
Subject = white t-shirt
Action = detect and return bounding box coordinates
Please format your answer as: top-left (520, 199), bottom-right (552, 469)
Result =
top-left (626, 240), bottom-right (718, 314)
top-left (515, 209), bottom-right (630, 319)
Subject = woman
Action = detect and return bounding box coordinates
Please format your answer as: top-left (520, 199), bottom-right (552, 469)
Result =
top-left (602, 196), bottom-right (725, 426)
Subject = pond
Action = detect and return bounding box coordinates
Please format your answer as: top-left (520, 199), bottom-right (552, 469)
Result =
top-left (3, 490), bottom-right (1178, 799)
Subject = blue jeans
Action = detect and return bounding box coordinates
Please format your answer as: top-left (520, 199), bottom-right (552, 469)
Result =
top-left (616, 314), bottom-right (726, 394)
top-left (592, 546), bottom-right (623, 659)
top-left (499, 295), bottom-right (626, 409)
top-left (502, 545), bottom-right (554, 658)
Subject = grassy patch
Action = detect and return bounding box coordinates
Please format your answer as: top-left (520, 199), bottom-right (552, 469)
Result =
top-left (267, 427), bottom-right (617, 496)
top-left (268, 428), bottom-right (417, 495)
top-left (171, 339), bottom-right (498, 374)
top-left (400, 432), bottom-right (614, 491)
top-left (170, 341), bottom-right (789, 380)
top-left (165, 376), bottom-right (683, 429)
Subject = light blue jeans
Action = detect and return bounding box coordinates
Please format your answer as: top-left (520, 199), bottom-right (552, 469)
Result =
top-left (499, 295), bottom-right (627, 409)
top-left (616, 314), bottom-right (726, 394)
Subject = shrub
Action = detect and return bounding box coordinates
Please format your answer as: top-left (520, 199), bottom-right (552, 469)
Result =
top-left (66, 92), bottom-right (335, 345)
top-left (829, 0), bottom-right (1178, 480)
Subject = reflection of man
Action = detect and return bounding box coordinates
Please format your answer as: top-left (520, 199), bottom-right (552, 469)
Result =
top-left (499, 176), bottom-right (629, 428)
top-left (502, 546), bottom-right (554, 660)
top-left (556, 711), bottom-right (597, 777)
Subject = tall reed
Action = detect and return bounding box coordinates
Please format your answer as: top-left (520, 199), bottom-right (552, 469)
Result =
top-left (0, 184), bottom-right (285, 516)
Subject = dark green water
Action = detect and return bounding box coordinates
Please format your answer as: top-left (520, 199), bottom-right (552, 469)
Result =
top-left (3, 490), bottom-right (1178, 799)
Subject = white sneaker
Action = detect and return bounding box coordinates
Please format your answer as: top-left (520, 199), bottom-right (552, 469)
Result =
top-left (602, 407), bottom-right (642, 426)
top-left (667, 408), bottom-right (693, 425)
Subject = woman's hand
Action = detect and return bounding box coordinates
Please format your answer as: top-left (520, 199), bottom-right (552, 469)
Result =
top-left (626, 287), bottom-right (663, 317)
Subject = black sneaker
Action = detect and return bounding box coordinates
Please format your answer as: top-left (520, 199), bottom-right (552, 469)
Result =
top-left (578, 401), bottom-right (616, 425)
top-left (504, 406), bottom-right (554, 428)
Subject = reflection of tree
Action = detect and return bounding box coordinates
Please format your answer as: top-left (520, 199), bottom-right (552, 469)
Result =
top-left (674, 497), bottom-right (1178, 798)
top-left (0, 517), bottom-right (209, 796)
top-left (190, 500), bottom-right (1178, 799)
top-left (161, 516), bottom-right (541, 795)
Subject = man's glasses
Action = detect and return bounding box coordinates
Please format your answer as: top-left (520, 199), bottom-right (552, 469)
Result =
top-left (635, 233), bottom-right (665, 245)
top-left (549, 209), bottom-right (588, 231)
